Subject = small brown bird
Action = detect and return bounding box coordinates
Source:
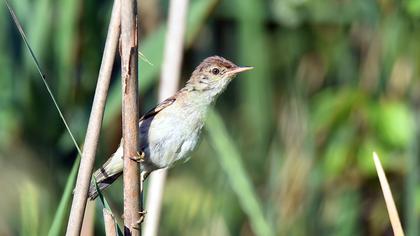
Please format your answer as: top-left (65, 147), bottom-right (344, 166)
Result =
top-left (88, 56), bottom-right (252, 199)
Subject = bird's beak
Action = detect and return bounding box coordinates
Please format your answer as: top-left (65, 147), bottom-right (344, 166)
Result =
top-left (226, 66), bottom-right (253, 77)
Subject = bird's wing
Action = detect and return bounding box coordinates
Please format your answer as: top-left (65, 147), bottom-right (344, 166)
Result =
top-left (140, 95), bottom-right (176, 121)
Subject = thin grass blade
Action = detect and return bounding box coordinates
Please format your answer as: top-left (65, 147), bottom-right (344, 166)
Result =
top-left (4, 0), bottom-right (82, 156)
top-left (206, 110), bottom-right (274, 236)
top-left (48, 156), bottom-right (80, 236)
top-left (93, 178), bottom-right (123, 235)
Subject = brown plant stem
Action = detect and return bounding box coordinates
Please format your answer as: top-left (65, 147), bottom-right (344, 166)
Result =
top-left (143, 0), bottom-right (189, 235)
top-left (80, 201), bottom-right (95, 236)
top-left (120, 0), bottom-right (140, 234)
top-left (65, 0), bottom-right (121, 235)
top-left (103, 209), bottom-right (117, 236)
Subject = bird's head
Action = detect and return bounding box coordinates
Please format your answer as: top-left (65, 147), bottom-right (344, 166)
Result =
top-left (186, 56), bottom-right (253, 98)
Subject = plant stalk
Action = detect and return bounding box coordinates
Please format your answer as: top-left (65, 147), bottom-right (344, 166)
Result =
top-left (103, 209), bottom-right (117, 236)
top-left (120, 0), bottom-right (140, 234)
top-left (65, 0), bottom-right (121, 235)
top-left (143, 0), bottom-right (189, 235)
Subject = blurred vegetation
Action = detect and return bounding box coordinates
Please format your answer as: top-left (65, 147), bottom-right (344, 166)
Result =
top-left (1, 0), bottom-right (420, 235)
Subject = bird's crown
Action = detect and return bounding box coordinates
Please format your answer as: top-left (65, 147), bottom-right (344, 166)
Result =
top-left (194, 56), bottom-right (238, 73)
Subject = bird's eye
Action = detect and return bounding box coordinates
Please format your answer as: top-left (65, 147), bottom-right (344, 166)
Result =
top-left (211, 68), bottom-right (220, 75)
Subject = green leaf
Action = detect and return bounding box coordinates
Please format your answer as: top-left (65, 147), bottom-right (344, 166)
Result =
top-left (206, 110), bottom-right (274, 236)
top-left (375, 101), bottom-right (414, 148)
top-left (5, 0), bottom-right (82, 156)
top-left (405, 0), bottom-right (420, 18)
top-left (48, 156), bottom-right (80, 236)
top-left (20, 181), bottom-right (41, 236)
top-left (93, 177), bottom-right (123, 236)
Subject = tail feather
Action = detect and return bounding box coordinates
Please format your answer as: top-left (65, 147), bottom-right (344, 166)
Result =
top-left (88, 171), bottom-right (122, 200)
top-left (88, 148), bottom-right (124, 200)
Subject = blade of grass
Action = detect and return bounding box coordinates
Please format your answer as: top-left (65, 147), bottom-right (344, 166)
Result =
top-left (184, 0), bottom-right (219, 47)
top-left (94, 178), bottom-right (112, 210)
top-left (20, 181), bottom-right (40, 236)
top-left (5, 0), bottom-right (120, 234)
top-left (206, 110), bottom-right (274, 236)
top-left (55, 0), bottom-right (79, 101)
top-left (4, 0), bottom-right (82, 156)
top-left (26, 0), bottom-right (51, 64)
top-left (48, 156), bottom-right (80, 236)
top-left (234, 0), bottom-right (273, 162)
top-left (0, 3), bottom-right (16, 148)
top-left (49, 26), bottom-right (121, 236)
top-left (373, 152), bottom-right (405, 236)
top-left (6, 3), bottom-right (83, 232)
top-left (93, 178), bottom-right (124, 236)
top-left (406, 111), bottom-right (418, 236)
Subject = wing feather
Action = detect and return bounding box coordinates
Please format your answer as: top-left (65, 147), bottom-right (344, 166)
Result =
top-left (140, 95), bottom-right (177, 121)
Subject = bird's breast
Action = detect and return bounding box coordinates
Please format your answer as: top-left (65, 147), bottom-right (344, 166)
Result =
top-left (140, 101), bottom-right (207, 171)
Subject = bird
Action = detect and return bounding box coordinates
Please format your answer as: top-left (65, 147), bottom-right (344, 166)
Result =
top-left (88, 56), bottom-right (253, 199)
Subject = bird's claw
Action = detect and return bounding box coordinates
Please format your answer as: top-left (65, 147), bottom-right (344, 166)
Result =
top-left (138, 210), bottom-right (147, 224)
top-left (130, 151), bottom-right (145, 163)
top-left (132, 210), bottom-right (147, 230)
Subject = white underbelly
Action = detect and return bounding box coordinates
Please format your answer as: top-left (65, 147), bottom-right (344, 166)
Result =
top-left (143, 113), bottom-right (204, 170)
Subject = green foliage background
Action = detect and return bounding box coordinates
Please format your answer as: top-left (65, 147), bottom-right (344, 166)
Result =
top-left (1, 0), bottom-right (420, 235)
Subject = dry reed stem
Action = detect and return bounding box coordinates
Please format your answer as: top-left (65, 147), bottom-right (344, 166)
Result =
top-left (66, 0), bottom-right (121, 235)
top-left (80, 201), bottom-right (95, 236)
top-left (103, 209), bottom-right (117, 236)
top-left (120, 0), bottom-right (140, 234)
top-left (143, 0), bottom-right (189, 235)
top-left (373, 152), bottom-right (405, 236)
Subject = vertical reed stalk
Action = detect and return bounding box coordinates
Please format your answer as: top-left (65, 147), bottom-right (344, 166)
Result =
top-left (103, 209), bottom-right (117, 236)
top-left (143, 0), bottom-right (189, 235)
top-left (65, 1), bottom-right (121, 235)
top-left (120, 0), bottom-right (140, 234)
top-left (80, 201), bottom-right (95, 236)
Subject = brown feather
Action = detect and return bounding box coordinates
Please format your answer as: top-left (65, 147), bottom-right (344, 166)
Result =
top-left (140, 95), bottom-right (177, 121)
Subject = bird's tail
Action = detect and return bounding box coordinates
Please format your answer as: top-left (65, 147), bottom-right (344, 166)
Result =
top-left (88, 147), bottom-right (124, 200)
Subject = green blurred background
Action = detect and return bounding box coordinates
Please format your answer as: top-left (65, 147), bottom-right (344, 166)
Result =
top-left (1, 0), bottom-right (420, 235)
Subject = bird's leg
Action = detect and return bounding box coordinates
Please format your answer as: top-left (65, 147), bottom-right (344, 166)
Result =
top-left (130, 150), bottom-right (145, 163)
